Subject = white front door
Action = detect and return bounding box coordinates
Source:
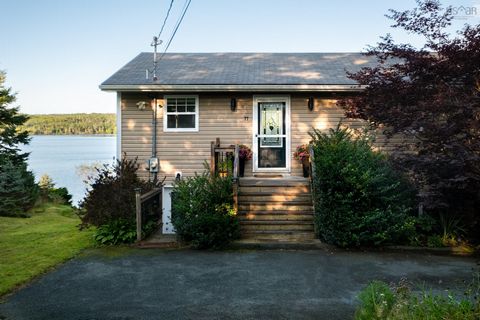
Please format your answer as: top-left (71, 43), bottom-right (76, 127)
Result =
top-left (252, 96), bottom-right (291, 172)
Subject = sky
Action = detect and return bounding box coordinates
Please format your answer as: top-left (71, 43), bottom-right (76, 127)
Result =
top-left (1, 0), bottom-right (479, 114)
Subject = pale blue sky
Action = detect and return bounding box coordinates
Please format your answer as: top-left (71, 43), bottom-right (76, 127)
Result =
top-left (1, 0), bottom-right (478, 114)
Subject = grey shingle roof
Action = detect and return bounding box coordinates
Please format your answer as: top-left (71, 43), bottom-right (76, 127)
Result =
top-left (101, 52), bottom-right (377, 86)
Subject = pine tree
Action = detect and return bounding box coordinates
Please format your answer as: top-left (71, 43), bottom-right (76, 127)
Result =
top-left (0, 71), bottom-right (38, 216)
top-left (0, 159), bottom-right (37, 217)
top-left (0, 71), bottom-right (30, 163)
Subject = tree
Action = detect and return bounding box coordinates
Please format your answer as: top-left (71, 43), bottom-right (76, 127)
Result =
top-left (38, 174), bottom-right (54, 190)
top-left (0, 71), bottom-right (38, 216)
top-left (0, 159), bottom-right (37, 217)
top-left (0, 71), bottom-right (30, 162)
top-left (338, 0), bottom-right (480, 238)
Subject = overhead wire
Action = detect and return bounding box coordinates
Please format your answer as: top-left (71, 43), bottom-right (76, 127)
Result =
top-left (157, 0), bottom-right (175, 40)
top-left (158, 0), bottom-right (192, 61)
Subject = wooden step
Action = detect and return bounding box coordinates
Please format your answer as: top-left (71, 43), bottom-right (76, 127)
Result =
top-left (238, 210), bottom-right (314, 215)
top-left (239, 204), bottom-right (314, 211)
top-left (240, 221), bottom-right (314, 232)
top-left (238, 214), bottom-right (314, 221)
top-left (240, 220), bottom-right (313, 225)
top-left (238, 186), bottom-right (311, 194)
top-left (238, 194), bottom-right (312, 203)
top-left (239, 178), bottom-right (310, 187)
top-left (241, 224), bottom-right (314, 232)
top-left (241, 230), bottom-right (316, 241)
top-left (239, 191), bottom-right (312, 197)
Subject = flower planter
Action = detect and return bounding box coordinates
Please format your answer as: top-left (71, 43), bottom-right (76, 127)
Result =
top-left (302, 157), bottom-right (310, 178)
top-left (219, 171), bottom-right (228, 178)
top-left (239, 158), bottom-right (246, 177)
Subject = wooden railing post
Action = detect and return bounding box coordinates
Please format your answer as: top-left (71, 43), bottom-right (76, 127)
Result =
top-left (308, 144), bottom-right (316, 235)
top-left (135, 188), bottom-right (142, 242)
top-left (232, 144), bottom-right (239, 214)
top-left (233, 144), bottom-right (239, 180)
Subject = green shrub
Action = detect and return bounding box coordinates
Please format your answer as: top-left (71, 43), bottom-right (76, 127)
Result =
top-left (38, 174), bottom-right (73, 205)
top-left (79, 157), bottom-right (161, 245)
top-left (48, 187), bottom-right (73, 205)
top-left (0, 158), bottom-right (38, 217)
top-left (171, 173), bottom-right (239, 249)
top-left (310, 125), bottom-right (416, 247)
top-left (355, 279), bottom-right (480, 320)
top-left (94, 219), bottom-right (137, 245)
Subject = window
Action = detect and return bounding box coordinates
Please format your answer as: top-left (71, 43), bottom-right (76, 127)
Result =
top-left (164, 96), bottom-right (199, 132)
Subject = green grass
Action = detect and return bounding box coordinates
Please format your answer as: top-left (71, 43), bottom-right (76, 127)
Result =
top-left (355, 280), bottom-right (480, 320)
top-left (0, 202), bottom-right (95, 296)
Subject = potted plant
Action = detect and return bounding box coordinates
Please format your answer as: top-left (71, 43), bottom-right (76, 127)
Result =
top-left (217, 156), bottom-right (233, 178)
top-left (294, 144), bottom-right (310, 177)
top-left (238, 145), bottom-right (253, 177)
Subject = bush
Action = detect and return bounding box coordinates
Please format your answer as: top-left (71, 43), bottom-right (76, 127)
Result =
top-left (79, 157), bottom-right (160, 244)
top-left (48, 187), bottom-right (73, 205)
top-left (0, 158), bottom-right (38, 217)
top-left (38, 174), bottom-right (73, 205)
top-left (355, 279), bottom-right (480, 320)
top-left (94, 219), bottom-right (137, 245)
top-left (310, 125), bottom-right (416, 247)
top-left (171, 173), bottom-right (239, 249)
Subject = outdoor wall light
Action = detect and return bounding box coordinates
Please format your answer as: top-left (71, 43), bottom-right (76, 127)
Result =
top-left (230, 98), bottom-right (237, 112)
top-left (308, 97), bottom-right (314, 111)
top-left (136, 101), bottom-right (147, 110)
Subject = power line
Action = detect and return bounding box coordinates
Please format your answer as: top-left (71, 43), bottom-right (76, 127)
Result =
top-left (158, 0), bottom-right (192, 61)
top-left (157, 0), bottom-right (175, 39)
top-left (151, 0), bottom-right (175, 81)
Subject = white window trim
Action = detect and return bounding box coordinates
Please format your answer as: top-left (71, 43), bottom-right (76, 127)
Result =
top-left (116, 92), bottom-right (122, 160)
top-left (252, 95), bottom-right (291, 173)
top-left (163, 95), bottom-right (199, 132)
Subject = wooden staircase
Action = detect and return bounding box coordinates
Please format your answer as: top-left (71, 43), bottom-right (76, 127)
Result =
top-left (237, 177), bottom-right (315, 242)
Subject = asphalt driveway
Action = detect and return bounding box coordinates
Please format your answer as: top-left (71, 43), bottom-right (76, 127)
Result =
top-left (0, 248), bottom-right (478, 320)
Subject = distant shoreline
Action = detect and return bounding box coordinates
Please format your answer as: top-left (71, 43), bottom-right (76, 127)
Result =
top-left (20, 113), bottom-right (116, 135)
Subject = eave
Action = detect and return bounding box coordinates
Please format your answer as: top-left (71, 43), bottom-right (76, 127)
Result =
top-left (99, 84), bottom-right (366, 92)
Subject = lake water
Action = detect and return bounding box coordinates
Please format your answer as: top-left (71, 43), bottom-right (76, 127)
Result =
top-left (21, 135), bottom-right (116, 205)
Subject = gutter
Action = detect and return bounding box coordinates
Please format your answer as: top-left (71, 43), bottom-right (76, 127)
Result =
top-left (99, 84), bottom-right (366, 92)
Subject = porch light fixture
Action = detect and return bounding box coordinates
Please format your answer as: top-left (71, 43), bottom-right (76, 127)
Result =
top-left (136, 101), bottom-right (148, 110)
top-left (230, 98), bottom-right (237, 112)
top-left (307, 97), bottom-right (314, 111)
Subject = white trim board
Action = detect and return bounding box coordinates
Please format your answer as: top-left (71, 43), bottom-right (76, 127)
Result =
top-left (116, 92), bottom-right (122, 161)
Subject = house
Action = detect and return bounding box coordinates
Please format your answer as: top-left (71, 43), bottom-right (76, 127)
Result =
top-left (100, 52), bottom-right (389, 240)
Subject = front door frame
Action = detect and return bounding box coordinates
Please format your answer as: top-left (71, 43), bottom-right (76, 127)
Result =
top-left (252, 95), bottom-right (291, 173)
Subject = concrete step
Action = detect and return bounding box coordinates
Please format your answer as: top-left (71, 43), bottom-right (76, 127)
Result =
top-left (239, 204), bottom-right (314, 211)
top-left (230, 239), bottom-right (328, 250)
top-left (241, 223), bottom-right (314, 232)
top-left (238, 213), bottom-right (314, 221)
top-left (241, 230), bottom-right (316, 241)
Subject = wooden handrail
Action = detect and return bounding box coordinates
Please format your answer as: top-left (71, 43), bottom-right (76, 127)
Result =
top-left (135, 187), bottom-right (162, 242)
top-left (140, 188), bottom-right (162, 202)
top-left (308, 144), bottom-right (316, 234)
top-left (210, 138), bottom-right (240, 213)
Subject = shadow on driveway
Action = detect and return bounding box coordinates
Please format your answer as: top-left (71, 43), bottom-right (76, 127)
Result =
top-left (0, 248), bottom-right (478, 320)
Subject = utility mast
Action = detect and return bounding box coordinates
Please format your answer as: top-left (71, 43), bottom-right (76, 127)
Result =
top-left (151, 36), bottom-right (162, 81)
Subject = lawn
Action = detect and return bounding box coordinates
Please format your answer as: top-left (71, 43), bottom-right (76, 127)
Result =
top-left (0, 202), bottom-right (95, 296)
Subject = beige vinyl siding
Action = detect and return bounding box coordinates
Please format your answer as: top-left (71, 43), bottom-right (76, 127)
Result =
top-left (121, 93), bottom-right (253, 184)
top-left (120, 93), bottom-right (409, 183)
